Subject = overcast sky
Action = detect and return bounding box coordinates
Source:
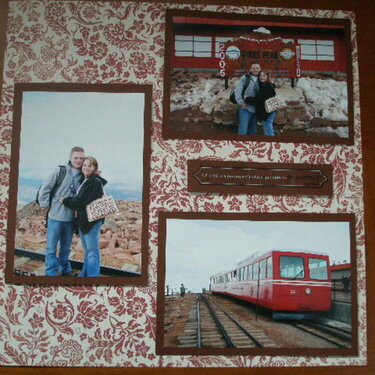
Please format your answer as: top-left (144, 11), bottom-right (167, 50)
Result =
top-left (18, 91), bottom-right (145, 200)
top-left (165, 219), bottom-right (351, 292)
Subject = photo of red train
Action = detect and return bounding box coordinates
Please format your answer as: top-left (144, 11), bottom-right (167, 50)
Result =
top-left (210, 249), bottom-right (332, 319)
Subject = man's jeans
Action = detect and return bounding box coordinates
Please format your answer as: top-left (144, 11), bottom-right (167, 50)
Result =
top-left (79, 221), bottom-right (102, 277)
top-left (262, 111), bottom-right (276, 136)
top-left (45, 219), bottom-right (73, 276)
top-left (238, 108), bottom-right (257, 135)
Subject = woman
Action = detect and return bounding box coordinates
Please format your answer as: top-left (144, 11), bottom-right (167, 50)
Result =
top-left (60, 156), bottom-right (106, 277)
top-left (245, 71), bottom-right (277, 136)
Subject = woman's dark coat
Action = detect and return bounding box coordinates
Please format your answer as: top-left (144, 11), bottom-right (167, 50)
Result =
top-left (62, 174), bottom-right (107, 234)
top-left (245, 82), bottom-right (277, 121)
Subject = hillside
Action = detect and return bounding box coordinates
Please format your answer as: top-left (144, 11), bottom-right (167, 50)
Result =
top-left (15, 200), bottom-right (142, 274)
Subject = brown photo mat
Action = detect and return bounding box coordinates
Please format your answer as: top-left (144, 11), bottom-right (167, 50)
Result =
top-left (157, 211), bottom-right (358, 357)
top-left (5, 83), bottom-right (152, 286)
top-left (188, 160), bottom-right (333, 195)
top-left (162, 9), bottom-right (354, 145)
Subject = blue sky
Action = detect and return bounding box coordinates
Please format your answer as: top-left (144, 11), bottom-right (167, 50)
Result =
top-left (166, 219), bottom-right (351, 292)
top-left (17, 91), bottom-right (145, 205)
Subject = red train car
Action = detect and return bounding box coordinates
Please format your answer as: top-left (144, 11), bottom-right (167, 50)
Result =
top-left (209, 249), bottom-right (332, 319)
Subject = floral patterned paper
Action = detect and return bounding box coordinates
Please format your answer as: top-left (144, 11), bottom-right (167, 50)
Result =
top-left (0, 1), bottom-right (366, 367)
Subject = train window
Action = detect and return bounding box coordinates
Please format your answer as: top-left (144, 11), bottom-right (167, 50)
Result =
top-left (249, 264), bottom-right (253, 280)
top-left (267, 257), bottom-right (273, 278)
top-left (280, 256), bottom-right (304, 279)
top-left (297, 39), bottom-right (335, 61)
top-left (309, 258), bottom-right (328, 280)
top-left (175, 35), bottom-right (212, 57)
top-left (253, 262), bottom-right (259, 280)
top-left (259, 259), bottom-right (267, 279)
top-left (215, 37), bottom-right (234, 58)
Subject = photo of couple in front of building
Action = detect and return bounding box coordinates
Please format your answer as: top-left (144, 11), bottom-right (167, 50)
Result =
top-left (166, 12), bottom-right (351, 141)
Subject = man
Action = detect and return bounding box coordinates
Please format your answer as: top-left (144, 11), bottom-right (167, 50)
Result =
top-left (180, 283), bottom-right (186, 299)
top-left (234, 62), bottom-right (261, 135)
top-left (38, 146), bottom-right (85, 276)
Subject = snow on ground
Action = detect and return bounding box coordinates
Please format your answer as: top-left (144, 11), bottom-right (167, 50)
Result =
top-left (171, 76), bottom-right (236, 114)
top-left (171, 73), bottom-right (349, 129)
top-left (296, 77), bottom-right (348, 121)
top-left (306, 126), bottom-right (349, 138)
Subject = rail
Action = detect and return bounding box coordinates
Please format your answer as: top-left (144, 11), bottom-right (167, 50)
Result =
top-left (196, 295), bottom-right (202, 348)
top-left (14, 247), bottom-right (141, 277)
top-left (288, 321), bottom-right (351, 348)
top-left (208, 295), bottom-right (264, 348)
top-left (201, 293), bottom-right (235, 348)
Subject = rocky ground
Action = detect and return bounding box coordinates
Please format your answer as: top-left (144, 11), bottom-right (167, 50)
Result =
top-left (15, 200), bottom-right (142, 273)
top-left (169, 71), bottom-right (349, 138)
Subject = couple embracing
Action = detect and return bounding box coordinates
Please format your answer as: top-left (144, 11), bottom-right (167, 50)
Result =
top-left (38, 146), bottom-right (107, 277)
top-left (234, 62), bottom-right (277, 136)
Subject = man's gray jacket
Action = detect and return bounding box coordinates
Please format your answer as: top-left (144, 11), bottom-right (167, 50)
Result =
top-left (38, 163), bottom-right (82, 222)
top-left (234, 74), bottom-right (259, 113)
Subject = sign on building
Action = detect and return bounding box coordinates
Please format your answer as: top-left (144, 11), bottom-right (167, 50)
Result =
top-left (219, 32), bottom-right (300, 78)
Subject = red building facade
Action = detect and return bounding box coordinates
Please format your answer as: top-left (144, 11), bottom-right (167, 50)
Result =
top-left (171, 17), bottom-right (348, 76)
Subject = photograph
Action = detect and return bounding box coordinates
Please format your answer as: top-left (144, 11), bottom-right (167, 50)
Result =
top-left (163, 10), bottom-right (353, 144)
top-left (157, 213), bottom-right (356, 356)
top-left (5, 83), bottom-right (151, 285)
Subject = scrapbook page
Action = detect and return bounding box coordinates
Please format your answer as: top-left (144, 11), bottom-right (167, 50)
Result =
top-left (0, 0), bottom-right (371, 372)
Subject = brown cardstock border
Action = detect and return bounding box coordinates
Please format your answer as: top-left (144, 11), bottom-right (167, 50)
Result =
top-left (162, 9), bottom-right (354, 145)
top-left (4, 83), bottom-right (152, 286)
top-left (156, 211), bottom-right (358, 357)
top-left (188, 160), bottom-right (333, 196)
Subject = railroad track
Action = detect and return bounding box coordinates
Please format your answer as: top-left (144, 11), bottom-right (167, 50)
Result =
top-left (287, 320), bottom-right (352, 348)
top-left (178, 294), bottom-right (276, 348)
top-left (14, 247), bottom-right (140, 277)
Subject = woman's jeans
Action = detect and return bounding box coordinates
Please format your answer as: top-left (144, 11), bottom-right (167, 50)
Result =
top-left (237, 108), bottom-right (257, 135)
top-left (262, 111), bottom-right (276, 136)
top-left (79, 221), bottom-right (102, 277)
top-left (45, 218), bottom-right (73, 276)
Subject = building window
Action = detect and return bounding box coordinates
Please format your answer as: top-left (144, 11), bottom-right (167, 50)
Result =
top-left (298, 39), bottom-right (335, 61)
top-left (175, 35), bottom-right (212, 57)
top-left (215, 36), bottom-right (234, 58)
top-left (282, 38), bottom-right (295, 44)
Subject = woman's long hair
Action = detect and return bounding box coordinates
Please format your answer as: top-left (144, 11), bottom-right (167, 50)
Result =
top-left (258, 70), bottom-right (272, 85)
top-left (84, 156), bottom-right (99, 175)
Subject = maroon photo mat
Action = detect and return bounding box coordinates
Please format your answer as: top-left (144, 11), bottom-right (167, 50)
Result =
top-left (5, 83), bottom-right (152, 286)
top-left (162, 9), bottom-right (354, 145)
top-left (156, 211), bottom-right (358, 357)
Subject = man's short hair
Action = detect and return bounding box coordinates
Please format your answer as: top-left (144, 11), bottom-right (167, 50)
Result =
top-left (250, 61), bottom-right (260, 66)
top-left (70, 146), bottom-right (85, 156)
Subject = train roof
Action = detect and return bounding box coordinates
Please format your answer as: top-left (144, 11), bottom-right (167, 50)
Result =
top-left (210, 248), bottom-right (330, 278)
